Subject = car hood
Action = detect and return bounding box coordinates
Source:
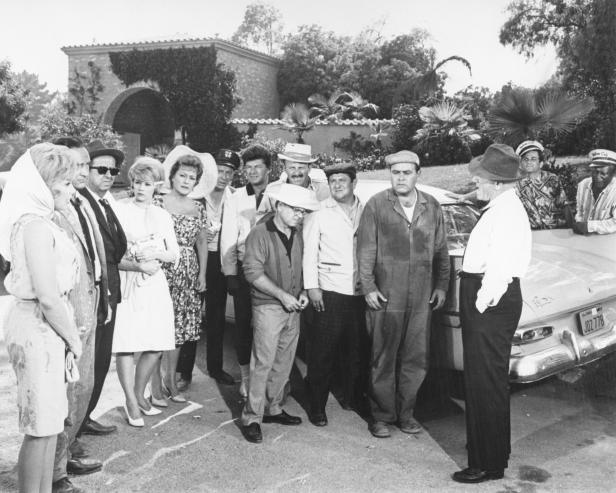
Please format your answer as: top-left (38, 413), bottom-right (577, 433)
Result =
top-left (519, 229), bottom-right (616, 325)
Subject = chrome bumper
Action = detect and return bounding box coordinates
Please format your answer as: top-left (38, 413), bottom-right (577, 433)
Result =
top-left (509, 324), bottom-right (616, 383)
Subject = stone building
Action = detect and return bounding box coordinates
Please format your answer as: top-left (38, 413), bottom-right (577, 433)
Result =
top-left (62, 37), bottom-right (280, 177)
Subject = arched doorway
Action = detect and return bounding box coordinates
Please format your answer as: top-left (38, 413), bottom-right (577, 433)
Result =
top-left (104, 87), bottom-right (175, 183)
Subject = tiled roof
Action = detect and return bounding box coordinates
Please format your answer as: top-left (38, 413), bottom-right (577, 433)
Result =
top-left (231, 118), bottom-right (395, 125)
top-left (61, 37), bottom-right (279, 62)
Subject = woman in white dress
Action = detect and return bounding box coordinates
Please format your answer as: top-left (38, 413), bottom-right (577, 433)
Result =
top-left (113, 157), bottom-right (179, 426)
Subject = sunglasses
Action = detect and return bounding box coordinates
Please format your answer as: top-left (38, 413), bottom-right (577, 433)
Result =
top-left (90, 166), bottom-right (120, 176)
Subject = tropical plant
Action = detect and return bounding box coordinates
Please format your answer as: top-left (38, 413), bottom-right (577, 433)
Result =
top-left (145, 143), bottom-right (173, 163)
top-left (414, 101), bottom-right (475, 166)
top-left (308, 92), bottom-right (345, 121)
top-left (338, 91), bottom-right (379, 119)
top-left (279, 103), bottom-right (318, 143)
top-left (487, 88), bottom-right (595, 146)
top-left (368, 120), bottom-right (391, 148)
top-left (393, 56), bottom-right (472, 107)
top-left (391, 103), bottom-right (423, 151)
top-left (308, 91), bottom-right (379, 121)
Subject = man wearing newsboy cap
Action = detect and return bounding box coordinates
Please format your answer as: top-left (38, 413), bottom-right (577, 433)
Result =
top-left (357, 150), bottom-right (450, 438)
top-left (240, 184), bottom-right (319, 443)
top-left (573, 148), bottom-right (616, 235)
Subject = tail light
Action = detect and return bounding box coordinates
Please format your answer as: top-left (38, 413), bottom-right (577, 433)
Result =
top-left (512, 326), bottom-right (553, 345)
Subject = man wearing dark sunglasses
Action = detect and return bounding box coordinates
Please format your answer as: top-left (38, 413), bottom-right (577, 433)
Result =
top-left (77, 140), bottom-right (127, 441)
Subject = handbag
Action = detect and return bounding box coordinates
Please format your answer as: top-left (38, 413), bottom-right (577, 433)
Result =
top-left (65, 351), bottom-right (80, 384)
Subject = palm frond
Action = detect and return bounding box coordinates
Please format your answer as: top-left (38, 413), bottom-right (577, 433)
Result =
top-left (537, 92), bottom-right (594, 136)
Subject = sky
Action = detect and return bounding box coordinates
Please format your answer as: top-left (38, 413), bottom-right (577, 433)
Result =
top-left (1, 0), bottom-right (558, 96)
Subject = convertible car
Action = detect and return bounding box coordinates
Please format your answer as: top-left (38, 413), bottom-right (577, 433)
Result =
top-left (227, 179), bottom-right (616, 384)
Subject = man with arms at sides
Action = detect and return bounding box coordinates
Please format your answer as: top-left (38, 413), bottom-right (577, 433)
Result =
top-left (573, 148), bottom-right (616, 235)
top-left (202, 149), bottom-right (240, 385)
top-left (302, 162), bottom-right (368, 426)
top-left (50, 137), bottom-right (108, 493)
top-left (255, 143), bottom-right (329, 223)
top-left (77, 140), bottom-right (127, 437)
top-left (240, 184), bottom-right (319, 443)
top-left (220, 144), bottom-right (271, 397)
top-left (357, 150), bottom-right (449, 438)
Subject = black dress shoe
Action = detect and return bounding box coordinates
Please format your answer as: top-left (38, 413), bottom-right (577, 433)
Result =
top-left (67, 458), bottom-right (102, 476)
top-left (210, 370), bottom-right (235, 385)
top-left (82, 418), bottom-right (117, 436)
top-left (452, 467), bottom-right (504, 483)
top-left (308, 412), bottom-right (328, 427)
top-left (241, 423), bottom-right (263, 443)
top-left (52, 477), bottom-right (85, 493)
top-left (263, 410), bottom-right (302, 425)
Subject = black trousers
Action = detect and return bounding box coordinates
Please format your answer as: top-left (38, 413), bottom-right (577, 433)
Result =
top-left (177, 339), bottom-right (198, 381)
top-left (205, 251), bottom-right (228, 374)
top-left (460, 275), bottom-right (522, 471)
top-left (81, 300), bottom-right (117, 428)
top-left (232, 265), bottom-right (253, 366)
top-left (305, 290), bottom-right (368, 414)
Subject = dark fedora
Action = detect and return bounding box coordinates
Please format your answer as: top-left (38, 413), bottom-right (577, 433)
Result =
top-left (215, 149), bottom-right (241, 170)
top-left (469, 143), bottom-right (521, 182)
top-left (86, 140), bottom-right (125, 166)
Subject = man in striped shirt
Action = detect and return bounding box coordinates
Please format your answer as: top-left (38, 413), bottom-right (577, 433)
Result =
top-left (574, 149), bottom-right (616, 235)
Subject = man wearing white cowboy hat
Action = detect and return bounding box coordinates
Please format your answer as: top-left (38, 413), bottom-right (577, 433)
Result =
top-left (255, 143), bottom-right (329, 223)
top-left (240, 183), bottom-right (319, 443)
top-left (573, 148), bottom-right (616, 235)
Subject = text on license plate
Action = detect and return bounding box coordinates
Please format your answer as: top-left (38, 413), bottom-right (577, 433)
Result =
top-left (578, 305), bottom-right (606, 335)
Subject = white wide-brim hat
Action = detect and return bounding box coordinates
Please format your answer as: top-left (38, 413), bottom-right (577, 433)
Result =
top-left (161, 145), bottom-right (218, 199)
top-left (271, 183), bottom-right (320, 211)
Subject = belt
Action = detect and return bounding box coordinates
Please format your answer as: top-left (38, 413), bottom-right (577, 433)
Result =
top-left (459, 271), bottom-right (484, 280)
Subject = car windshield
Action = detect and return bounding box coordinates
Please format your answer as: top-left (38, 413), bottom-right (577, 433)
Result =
top-left (442, 204), bottom-right (480, 250)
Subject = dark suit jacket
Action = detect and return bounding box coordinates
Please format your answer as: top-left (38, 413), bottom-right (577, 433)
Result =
top-left (78, 188), bottom-right (127, 305)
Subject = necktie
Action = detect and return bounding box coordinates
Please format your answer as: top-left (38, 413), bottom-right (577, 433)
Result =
top-left (72, 197), bottom-right (95, 264)
top-left (99, 198), bottom-right (119, 237)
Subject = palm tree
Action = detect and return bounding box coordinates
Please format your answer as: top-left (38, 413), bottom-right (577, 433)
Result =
top-left (414, 101), bottom-right (475, 145)
top-left (393, 56), bottom-right (472, 107)
top-left (307, 92), bottom-right (346, 121)
top-left (488, 89), bottom-right (595, 146)
top-left (279, 103), bottom-right (319, 143)
top-left (338, 91), bottom-right (380, 119)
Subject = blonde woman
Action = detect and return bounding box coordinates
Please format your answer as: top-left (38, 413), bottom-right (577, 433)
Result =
top-left (112, 157), bottom-right (179, 426)
top-left (0, 144), bottom-right (81, 492)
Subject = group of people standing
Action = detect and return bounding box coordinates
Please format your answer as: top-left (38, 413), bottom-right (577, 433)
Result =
top-left (1, 132), bottom-right (615, 492)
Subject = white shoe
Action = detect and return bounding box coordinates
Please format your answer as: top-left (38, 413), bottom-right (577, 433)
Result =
top-left (123, 405), bottom-right (145, 427)
top-left (138, 404), bottom-right (162, 416)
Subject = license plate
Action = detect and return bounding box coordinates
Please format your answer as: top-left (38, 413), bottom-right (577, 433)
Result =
top-left (577, 305), bottom-right (606, 335)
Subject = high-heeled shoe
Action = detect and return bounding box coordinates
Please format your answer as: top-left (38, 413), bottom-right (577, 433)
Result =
top-left (138, 403), bottom-right (162, 416)
top-left (162, 381), bottom-right (187, 403)
top-left (150, 395), bottom-right (168, 408)
top-left (123, 405), bottom-right (144, 427)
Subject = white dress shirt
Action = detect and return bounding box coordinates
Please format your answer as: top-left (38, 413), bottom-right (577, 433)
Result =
top-left (86, 187), bottom-right (117, 220)
top-left (575, 176), bottom-right (616, 234)
top-left (302, 196), bottom-right (363, 295)
top-left (462, 188), bottom-right (531, 313)
top-left (220, 184), bottom-right (262, 276)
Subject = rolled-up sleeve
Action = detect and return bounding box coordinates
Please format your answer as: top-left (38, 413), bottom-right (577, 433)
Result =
top-left (356, 199), bottom-right (378, 295)
top-left (220, 193), bottom-right (239, 276)
top-left (242, 228), bottom-right (267, 285)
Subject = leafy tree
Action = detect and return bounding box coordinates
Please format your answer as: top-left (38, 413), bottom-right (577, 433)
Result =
top-left (231, 2), bottom-right (284, 55)
top-left (453, 85), bottom-right (494, 129)
top-left (487, 86), bottom-right (594, 147)
top-left (67, 61), bottom-right (104, 116)
top-left (13, 71), bottom-right (56, 145)
top-left (278, 25), bottom-right (350, 108)
top-left (391, 103), bottom-right (423, 151)
top-left (110, 46), bottom-right (240, 153)
top-left (39, 98), bottom-right (123, 149)
top-left (0, 61), bottom-right (27, 136)
top-left (500, 0), bottom-right (616, 148)
top-left (279, 103), bottom-right (318, 143)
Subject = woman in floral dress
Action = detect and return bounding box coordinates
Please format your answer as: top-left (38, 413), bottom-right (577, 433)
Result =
top-left (151, 154), bottom-right (209, 403)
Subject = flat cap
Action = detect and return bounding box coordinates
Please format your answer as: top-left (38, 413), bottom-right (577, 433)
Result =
top-left (385, 150), bottom-right (420, 167)
top-left (324, 162), bottom-right (357, 180)
top-left (589, 149), bottom-right (616, 167)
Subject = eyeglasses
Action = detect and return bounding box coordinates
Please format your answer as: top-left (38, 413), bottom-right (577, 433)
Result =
top-left (284, 204), bottom-right (308, 216)
top-left (90, 166), bottom-right (120, 176)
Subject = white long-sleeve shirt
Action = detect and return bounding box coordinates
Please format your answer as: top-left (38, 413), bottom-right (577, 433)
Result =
top-left (302, 196), bottom-right (363, 295)
top-left (575, 176), bottom-right (616, 234)
top-left (462, 188), bottom-right (531, 313)
top-left (220, 184), bottom-right (262, 276)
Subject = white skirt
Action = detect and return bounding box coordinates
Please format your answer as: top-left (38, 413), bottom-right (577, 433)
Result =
top-left (112, 270), bottom-right (175, 352)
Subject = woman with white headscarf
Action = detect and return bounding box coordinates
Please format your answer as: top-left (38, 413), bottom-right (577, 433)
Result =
top-left (0, 143), bottom-right (81, 493)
